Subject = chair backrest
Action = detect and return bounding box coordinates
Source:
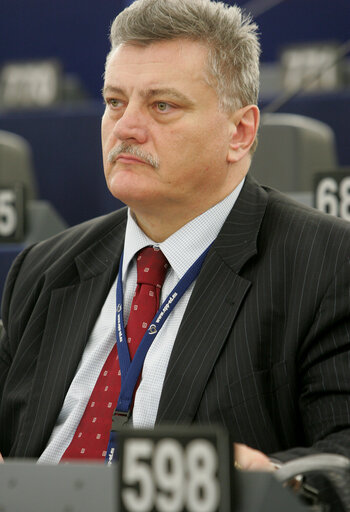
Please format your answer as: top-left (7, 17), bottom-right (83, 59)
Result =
top-left (0, 130), bottom-right (38, 200)
top-left (24, 200), bottom-right (67, 244)
top-left (250, 113), bottom-right (338, 192)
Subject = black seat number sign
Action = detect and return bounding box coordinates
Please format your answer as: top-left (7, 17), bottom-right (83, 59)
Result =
top-left (314, 171), bottom-right (350, 221)
top-left (0, 185), bottom-right (25, 242)
top-left (118, 426), bottom-right (233, 512)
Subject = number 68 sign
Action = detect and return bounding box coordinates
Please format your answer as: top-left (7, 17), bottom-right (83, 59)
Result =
top-left (117, 426), bottom-right (233, 512)
top-left (314, 171), bottom-right (350, 221)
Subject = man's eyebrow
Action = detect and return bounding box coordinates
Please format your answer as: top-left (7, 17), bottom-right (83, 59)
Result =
top-left (140, 88), bottom-right (194, 106)
top-left (102, 85), bottom-right (125, 98)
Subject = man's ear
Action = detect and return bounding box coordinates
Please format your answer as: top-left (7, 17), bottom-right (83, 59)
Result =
top-left (227, 105), bottom-right (260, 163)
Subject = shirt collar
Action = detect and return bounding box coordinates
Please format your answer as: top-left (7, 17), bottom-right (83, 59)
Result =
top-left (123, 178), bottom-right (244, 279)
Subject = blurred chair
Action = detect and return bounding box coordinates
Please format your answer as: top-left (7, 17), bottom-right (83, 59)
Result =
top-left (0, 129), bottom-right (67, 244)
top-left (0, 129), bottom-right (38, 200)
top-left (276, 453), bottom-right (350, 511)
top-left (0, 131), bottom-right (67, 300)
top-left (24, 200), bottom-right (67, 244)
top-left (250, 113), bottom-right (338, 192)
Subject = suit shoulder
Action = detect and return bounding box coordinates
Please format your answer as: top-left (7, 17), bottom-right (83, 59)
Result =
top-left (3, 208), bottom-right (127, 303)
top-left (265, 186), bottom-right (350, 234)
top-left (261, 186), bottom-right (350, 259)
top-left (2, 207), bottom-right (127, 325)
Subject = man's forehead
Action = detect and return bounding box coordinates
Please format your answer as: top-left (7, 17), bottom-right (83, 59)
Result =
top-left (104, 40), bottom-right (211, 97)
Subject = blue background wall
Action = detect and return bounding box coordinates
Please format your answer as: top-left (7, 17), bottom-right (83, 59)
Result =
top-left (1, 0), bottom-right (349, 101)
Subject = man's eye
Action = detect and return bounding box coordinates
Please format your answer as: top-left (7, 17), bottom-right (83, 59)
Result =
top-left (107, 98), bottom-right (123, 108)
top-left (156, 102), bottom-right (171, 112)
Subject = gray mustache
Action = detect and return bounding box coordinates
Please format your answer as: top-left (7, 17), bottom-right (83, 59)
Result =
top-left (107, 143), bottom-right (160, 169)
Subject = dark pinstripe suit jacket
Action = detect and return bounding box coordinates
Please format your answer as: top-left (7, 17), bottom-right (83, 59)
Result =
top-left (1, 175), bottom-right (350, 461)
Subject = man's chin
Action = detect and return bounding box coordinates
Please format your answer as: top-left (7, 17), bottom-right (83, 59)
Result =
top-left (107, 185), bottom-right (156, 209)
top-left (106, 173), bottom-right (169, 210)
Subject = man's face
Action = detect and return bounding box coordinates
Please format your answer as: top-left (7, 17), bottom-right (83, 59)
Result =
top-left (102, 39), bottom-right (239, 221)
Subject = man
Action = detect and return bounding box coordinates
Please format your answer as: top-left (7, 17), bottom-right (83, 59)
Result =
top-left (0, 0), bottom-right (350, 473)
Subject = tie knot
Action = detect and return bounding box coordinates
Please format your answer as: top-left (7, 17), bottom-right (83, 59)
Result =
top-left (136, 246), bottom-right (169, 288)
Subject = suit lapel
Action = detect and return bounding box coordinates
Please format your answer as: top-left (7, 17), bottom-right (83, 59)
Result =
top-left (17, 214), bottom-right (126, 457)
top-left (157, 176), bottom-right (268, 424)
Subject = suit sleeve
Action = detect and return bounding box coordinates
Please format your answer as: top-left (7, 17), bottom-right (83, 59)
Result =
top-left (271, 257), bottom-right (350, 462)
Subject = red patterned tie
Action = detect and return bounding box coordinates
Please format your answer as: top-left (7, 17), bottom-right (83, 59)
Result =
top-left (61, 246), bottom-right (169, 461)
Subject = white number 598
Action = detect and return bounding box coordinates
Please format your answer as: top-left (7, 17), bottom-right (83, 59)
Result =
top-left (122, 438), bottom-right (220, 512)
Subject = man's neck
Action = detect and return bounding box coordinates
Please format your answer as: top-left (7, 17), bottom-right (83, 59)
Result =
top-left (130, 209), bottom-right (198, 242)
top-left (130, 186), bottom-right (245, 242)
top-left (128, 166), bottom-right (249, 242)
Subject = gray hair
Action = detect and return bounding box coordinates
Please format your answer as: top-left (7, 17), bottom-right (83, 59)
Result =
top-left (107, 0), bottom-right (260, 113)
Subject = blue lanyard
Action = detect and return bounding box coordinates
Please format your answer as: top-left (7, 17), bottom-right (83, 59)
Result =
top-left (105, 244), bottom-right (211, 464)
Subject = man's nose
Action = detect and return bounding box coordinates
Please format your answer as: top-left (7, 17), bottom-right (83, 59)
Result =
top-left (112, 104), bottom-right (148, 144)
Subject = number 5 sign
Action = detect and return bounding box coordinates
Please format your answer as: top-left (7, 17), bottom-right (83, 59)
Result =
top-left (0, 185), bottom-right (25, 242)
top-left (118, 426), bottom-right (234, 512)
top-left (314, 171), bottom-right (350, 221)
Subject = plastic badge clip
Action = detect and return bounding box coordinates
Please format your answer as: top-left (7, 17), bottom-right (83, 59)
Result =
top-left (111, 409), bottom-right (131, 432)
